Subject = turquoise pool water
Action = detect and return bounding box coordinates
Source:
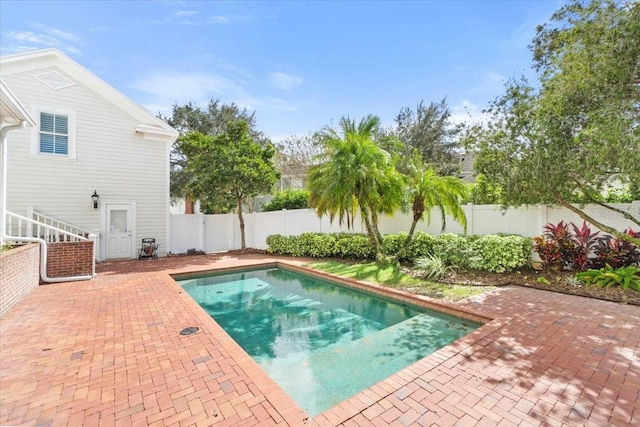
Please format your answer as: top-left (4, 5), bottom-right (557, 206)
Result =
top-left (177, 267), bottom-right (480, 416)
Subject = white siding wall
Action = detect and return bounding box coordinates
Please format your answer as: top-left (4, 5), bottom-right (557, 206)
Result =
top-left (3, 70), bottom-right (170, 259)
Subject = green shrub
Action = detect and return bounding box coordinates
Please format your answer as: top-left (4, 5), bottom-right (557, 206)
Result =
top-left (431, 233), bottom-right (480, 269)
top-left (265, 234), bottom-right (295, 255)
top-left (310, 234), bottom-right (338, 258)
top-left (266, 233), bottom-right (338, 257)
top-left (267, 232), bottom-right (374, 259)
top-left (382, 233), bottom-right (406, 258)
top-left (381, 232), bottom-right (437, 262)
top-left (466, 174), bottom-right (503, 204)
top-left (262, 189), bottom-right (310, 211)
top-left (292, 232), bottom-right (318, 257)
top-left (266, 231), bottom-right (532, 272)
top-left (472, 234), bottom-right (533, 273)
top-left (334, 234), bottom-right (375, 259)
top-left (576, 265), bottom-right (640, 291)
top-left (405, 231), bottom-right (437, 260)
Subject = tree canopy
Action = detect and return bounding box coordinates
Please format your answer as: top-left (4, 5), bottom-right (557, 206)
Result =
top-left (162, 99), bottom-right (266, 213)
top-left (181, 121), bottom-right (280, 248)
top-left (397, 153), bottom-right (468, 259)
top-left (272, 133), bottom-right (322, 191)
top-left (164, 99), bottom-right (265, 141)
top-left (390, 98), bottom-right (463, 176)
top-left (261, 189), bottom-right (310, 212)
top-left (307, 115), bottom-right (404, 257)
top-left (468, 0), bottom-right (640, 235)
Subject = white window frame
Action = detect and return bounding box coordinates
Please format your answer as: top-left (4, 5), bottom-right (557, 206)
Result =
top-left (31, 105), bottom-right (77, 159)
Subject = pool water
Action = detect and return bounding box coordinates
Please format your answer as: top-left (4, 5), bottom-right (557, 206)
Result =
top-left (178, 267), bottom-right (480, 416)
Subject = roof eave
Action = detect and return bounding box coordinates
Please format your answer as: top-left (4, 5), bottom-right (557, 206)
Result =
top-left (0, 79), bottom-right (36, 127)
top-left (1, 49), bottom-right (176, 135)
top-left (135, 124), bottom-right (179, 143)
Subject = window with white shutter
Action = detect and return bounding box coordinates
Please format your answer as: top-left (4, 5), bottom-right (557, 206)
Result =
top-left (31, 106), bottom-right (76, 159)
top-left (39, 112), bottom-right (69, 155)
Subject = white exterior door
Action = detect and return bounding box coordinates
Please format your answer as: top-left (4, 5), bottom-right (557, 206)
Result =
top-left (106, 204), bottom-right (133, 259)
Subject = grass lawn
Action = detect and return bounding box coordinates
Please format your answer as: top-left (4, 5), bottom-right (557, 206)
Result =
top-left (307, 260), bottom-right (494, 301)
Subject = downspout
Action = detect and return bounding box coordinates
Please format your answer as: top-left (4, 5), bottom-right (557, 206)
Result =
top-left (1, 122), bottom-right (94, 283)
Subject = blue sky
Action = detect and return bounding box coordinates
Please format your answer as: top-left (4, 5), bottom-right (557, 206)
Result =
top-left (0, 0), bottom-right (563, 141)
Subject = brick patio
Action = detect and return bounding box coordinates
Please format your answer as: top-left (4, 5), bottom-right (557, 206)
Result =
top-left (1, 253), bottom-right (638, 426)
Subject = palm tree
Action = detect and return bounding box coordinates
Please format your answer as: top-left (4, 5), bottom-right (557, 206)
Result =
top-left (397, 154), bottom-right (468, 258)
top-left (308, 115), bottom-right (404, 257)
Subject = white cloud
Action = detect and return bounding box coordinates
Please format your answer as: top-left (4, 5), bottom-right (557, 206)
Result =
top-left (40, 25), bottom-right (80, 42)
top-left (3, 26), bottom-right (81, 56)
top-left (170, 15), bottom-right (231, 26)
top-left (132, 71), bottom-right (301, 116)
top-left (174, 10), bottom-right (197, 17)
top-left (208, 16), bottom-right (231, 24)
top-left (168, 13), bottom-right (251, 26)
top-left (214, 60), bottom-right (255, 82)
top-left (500, 2), bottom-right (561, 53)
top-left (268, 72), bottom-right (303, 90)
top-left (484, 72), bottom-right (506, 85)
top-left (88, 24), bottom-right (127, 34)
top-left (249, 97), bottom-right (299, 112)
top-left (64, 46), bottom-right (82, 56)
top-left (450, 100), bottom-right (489, 126)
top-left (89, 25), bottom-right (111, 33)
top-left (133, 73), bottom-right (242, 107)
top-left (8, 31), bottom-right (51, 44)
top-left (168, 10), bottom-right (223, 26)
top-left (467, 72), bottom-right (507, 96)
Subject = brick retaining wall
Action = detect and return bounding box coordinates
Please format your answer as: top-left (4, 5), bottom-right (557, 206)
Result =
top-left (0, 243), bottom-right (40, 317)
top-left (46, 241), bottom-right (94, 278)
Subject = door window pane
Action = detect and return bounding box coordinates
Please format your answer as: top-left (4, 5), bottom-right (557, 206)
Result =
top-left (110, 210), bottom-right (128, 233)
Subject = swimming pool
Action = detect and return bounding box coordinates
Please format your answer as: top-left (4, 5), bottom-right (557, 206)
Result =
top-left (177, 266), bottom-right (481, 416)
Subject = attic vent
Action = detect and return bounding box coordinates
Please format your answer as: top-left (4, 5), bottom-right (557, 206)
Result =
top-left (34, 71), bottom-right (76, 90)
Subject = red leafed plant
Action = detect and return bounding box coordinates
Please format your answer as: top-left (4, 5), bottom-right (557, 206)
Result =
top-left (534, 220), bottom-right (603, 271)
top-left (591, 227), bottom-right (640, 269)
top-left (533, 235), bottom-right (563, 269)
top-left (570, 221), bottom-right (600, 270)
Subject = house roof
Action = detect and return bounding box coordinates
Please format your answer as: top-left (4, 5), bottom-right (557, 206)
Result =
top-left (0, 79), bottom-right (36, 128)
top-left (0, 49), bottom-right (177, 142)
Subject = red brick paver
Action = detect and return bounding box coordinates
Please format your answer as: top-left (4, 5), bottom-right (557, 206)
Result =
top-left (1, 254), bottom-right (639, 426)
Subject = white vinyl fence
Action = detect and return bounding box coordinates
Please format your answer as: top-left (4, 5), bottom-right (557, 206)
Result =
top-left (169, 202), bottom-right (640, 254)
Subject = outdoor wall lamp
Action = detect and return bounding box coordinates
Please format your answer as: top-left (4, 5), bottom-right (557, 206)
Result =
top-left (91, 190), bottom-right (100, 209)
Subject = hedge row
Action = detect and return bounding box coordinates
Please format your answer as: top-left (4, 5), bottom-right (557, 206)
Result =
top-left (266, 231), bottom-right (533, 273)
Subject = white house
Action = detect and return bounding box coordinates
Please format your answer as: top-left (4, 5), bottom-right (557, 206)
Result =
top-left (0, 49), bottom-right (178, 261)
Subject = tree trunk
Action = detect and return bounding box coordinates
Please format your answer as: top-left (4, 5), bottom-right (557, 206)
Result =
top-left (551, 191), bottom-right (621, 235)
top-left (393, 203), bottom-right (423, 262)
top-left (370, 214), bottom-right (384, 252)
top-left (185, 195), bottom-right (195, 214)
top-left (360, 205), bottom-right (380, 255)
top-left (237, 197), bottom-right (246, 249)
top-left (589, 200), bottom-right (640, 228)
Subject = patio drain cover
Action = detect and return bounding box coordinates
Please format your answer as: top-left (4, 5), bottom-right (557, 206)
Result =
top-left (180, 326), bottom-right (199, 336)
